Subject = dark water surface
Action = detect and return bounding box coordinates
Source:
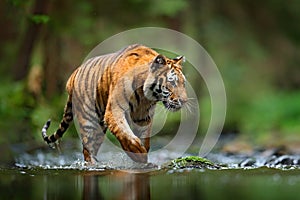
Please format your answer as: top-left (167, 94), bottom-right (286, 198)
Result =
top-left (1, 140), bottom-right (300, 200)
top-left (1, 167), bottom-right (300, 200)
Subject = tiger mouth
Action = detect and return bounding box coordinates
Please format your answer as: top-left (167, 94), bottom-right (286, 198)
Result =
top-left (162, 100), bottom-right (182, 112)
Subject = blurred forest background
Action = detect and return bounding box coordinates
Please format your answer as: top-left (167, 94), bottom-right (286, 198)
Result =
top-left (1, 0), bottom-right (300, 149)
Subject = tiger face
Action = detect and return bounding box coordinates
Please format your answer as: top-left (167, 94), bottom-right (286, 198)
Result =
top-left (144, 54), bottom-right (187, 112)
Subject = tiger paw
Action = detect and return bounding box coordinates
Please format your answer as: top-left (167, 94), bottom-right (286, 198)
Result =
top-left (119, 135), bottom-right (148, 163)
top-left (126, 151), bottom-right (148, 163)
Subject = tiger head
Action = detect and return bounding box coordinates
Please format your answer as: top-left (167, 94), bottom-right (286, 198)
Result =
top-left (144, 54), bottom-right (188, 112)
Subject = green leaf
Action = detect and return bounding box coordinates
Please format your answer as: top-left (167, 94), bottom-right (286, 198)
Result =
top-left (30, 14), bottom-right (50, 24)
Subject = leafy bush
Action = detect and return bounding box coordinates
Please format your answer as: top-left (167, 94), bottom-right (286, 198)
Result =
top-left (0, 81), bottom-right (34, 143)
top-left (241, 91), bottom-right (300, 137)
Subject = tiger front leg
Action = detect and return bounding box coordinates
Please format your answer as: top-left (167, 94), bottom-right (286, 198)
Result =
top-left (131, 121), bottom-right (153, 153)
top-left (104, 110), bottom-right (148, 163)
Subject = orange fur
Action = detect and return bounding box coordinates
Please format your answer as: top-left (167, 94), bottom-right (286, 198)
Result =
top-left (42, 44), bottom-right (187, 164)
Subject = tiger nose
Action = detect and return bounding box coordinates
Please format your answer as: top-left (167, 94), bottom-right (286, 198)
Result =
top-left (179, 93), bottom-right (188, 105)
top-left (172, 97), bottom-right (186, 105)
top-left (179, 98), bottom-right (187, 105)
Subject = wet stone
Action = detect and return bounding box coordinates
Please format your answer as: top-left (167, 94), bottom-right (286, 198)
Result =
top-left (264, 155), bottom-right (278, 166)
top-left (263, 155), bottom-right (300, 168)
top-left (275, 155), bottom-right (294, 165)
top-left (239, 158), bottom-right (256, 168)
top-left (207, 151), bottom-right (300, 169)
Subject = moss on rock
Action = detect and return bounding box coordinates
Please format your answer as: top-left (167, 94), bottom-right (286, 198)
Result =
top-left (164, 156), bottom-right (220, 169)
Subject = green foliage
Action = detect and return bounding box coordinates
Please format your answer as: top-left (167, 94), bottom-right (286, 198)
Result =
top-left (0, 81), bottom-right (34, 143)
top-left (241, 91), bottom-right (300, 136)
top-left (105, 131), bottom-right (120, 147)
top-left (30, 94), bottom-right (78, 141)
top-left (148, 0), bottom-right (187, 17)
top-left (30, 102), bottom-right (56, 140)
top-left (29, 14), bottom-right (50, 24)
top-left (0, 80), bottom-right (76, 144)
top-left (199, 10), bottom-right (300, 139)
top-left (7, 0), bottom-right (31, 7)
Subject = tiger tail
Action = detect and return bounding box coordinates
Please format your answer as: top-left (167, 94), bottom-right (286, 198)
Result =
top-left (41, 68), bottom-right (78, 147)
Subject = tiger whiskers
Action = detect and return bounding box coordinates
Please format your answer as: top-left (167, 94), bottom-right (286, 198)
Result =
top-left (182, 97), bottom-right (198, 114)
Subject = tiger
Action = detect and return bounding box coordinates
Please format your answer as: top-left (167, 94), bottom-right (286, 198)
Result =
top-left (42, 44), bottom-right (187, 164)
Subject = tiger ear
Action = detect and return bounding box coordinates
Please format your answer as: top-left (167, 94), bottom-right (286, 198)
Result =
top-left (173, 55), bottom-right (185, 65)
top-left (150, 54), bottom-right (166, 72)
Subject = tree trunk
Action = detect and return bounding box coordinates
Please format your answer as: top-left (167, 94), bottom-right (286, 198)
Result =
top-left (43, 34), bottom-right (63, 98)
top-left (12, 0), bottom-right (49, 81)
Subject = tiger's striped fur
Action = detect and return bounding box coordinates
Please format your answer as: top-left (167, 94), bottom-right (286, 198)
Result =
top-left (42, 44), bottom-right (187, 164)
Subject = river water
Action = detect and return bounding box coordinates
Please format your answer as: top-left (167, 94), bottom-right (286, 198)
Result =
top-left (1, 140), bottom-right (300, 200)
top-left (1, 166), bottom-right (300, 200)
